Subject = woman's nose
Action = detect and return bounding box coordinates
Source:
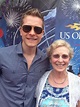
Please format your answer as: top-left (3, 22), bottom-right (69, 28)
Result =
top-left (58, 56), bottom-right (63, 62)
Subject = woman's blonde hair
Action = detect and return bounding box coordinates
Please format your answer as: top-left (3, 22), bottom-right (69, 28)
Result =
top-left (47, 39), bottom-right (74, 60)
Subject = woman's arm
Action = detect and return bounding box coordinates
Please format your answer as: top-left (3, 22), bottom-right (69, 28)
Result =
top-left (76, 101), bottom-right (80, 107)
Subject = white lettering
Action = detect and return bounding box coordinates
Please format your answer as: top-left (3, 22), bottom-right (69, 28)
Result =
top-left (59, 32), bottom-right (80, 39)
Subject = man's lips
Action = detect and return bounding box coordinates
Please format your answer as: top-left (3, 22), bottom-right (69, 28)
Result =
top-left (26, 37), bottom-right (38, 40)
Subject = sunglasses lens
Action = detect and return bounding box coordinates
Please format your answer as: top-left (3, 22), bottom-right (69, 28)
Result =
top-left (34, 27), bottom-right (43, 34)
top-left (22, 25), bottom-right (43, 34)
top-left (22, 25), bottom-right (31, 33)
top-left (53, 54), bottom-right (59, 58)
top-left (62, 55), bottom-right (69, 59)
top-left (53, 54), bottom-right (69, 59)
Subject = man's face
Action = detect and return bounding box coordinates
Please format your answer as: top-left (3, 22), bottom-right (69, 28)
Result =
top-left (20, 15), bottom-right (44, 48)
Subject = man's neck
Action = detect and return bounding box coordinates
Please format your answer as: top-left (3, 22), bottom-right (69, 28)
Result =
top-left (22, 43), bottom-right (37, 56)
top-left (22, 44), bottom-right (37, 70)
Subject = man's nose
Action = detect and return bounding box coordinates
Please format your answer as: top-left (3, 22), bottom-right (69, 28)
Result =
top-left (29, 28), bottom-right (35, 35)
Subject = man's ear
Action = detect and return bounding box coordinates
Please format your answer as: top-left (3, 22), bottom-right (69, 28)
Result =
top-left (42, 30), bottom-right (44, 35)
top-left (19, 27), bottom-right (22, 36)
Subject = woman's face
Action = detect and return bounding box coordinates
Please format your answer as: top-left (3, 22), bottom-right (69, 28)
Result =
top-left (50, 46), bottom-right (70, 73)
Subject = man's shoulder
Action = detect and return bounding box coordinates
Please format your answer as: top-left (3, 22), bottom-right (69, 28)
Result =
top-left (39, 70), bottom-right (51, 81)
top-left (37, 48), bottom-right (48, 59)
top-left (0, 45), bottom-right (16, 51)
top-left (0, 44), bottom-right (19, 55)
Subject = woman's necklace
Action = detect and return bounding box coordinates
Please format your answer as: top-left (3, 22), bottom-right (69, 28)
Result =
top-left (52, 73), bottom-right (67, 84)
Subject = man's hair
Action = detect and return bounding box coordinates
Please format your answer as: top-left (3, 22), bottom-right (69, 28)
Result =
top-left (20, 8), bottom-right (44, 28)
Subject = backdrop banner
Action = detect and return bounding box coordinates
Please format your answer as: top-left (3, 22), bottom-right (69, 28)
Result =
top-left (55, 0), bottom-right (80, 74)
top-left (0, 0), bottom-right (80, 74)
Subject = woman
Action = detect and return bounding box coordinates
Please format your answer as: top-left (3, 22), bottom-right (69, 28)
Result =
top-left (35, 39), bottom-right (80, 107)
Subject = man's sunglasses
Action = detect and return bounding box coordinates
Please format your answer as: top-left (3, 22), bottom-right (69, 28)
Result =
top-left (22, 25), bottom-right (43, 34)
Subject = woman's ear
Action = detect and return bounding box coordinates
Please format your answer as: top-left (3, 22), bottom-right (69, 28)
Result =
top-left (49, 58), bottom-right (52, 64)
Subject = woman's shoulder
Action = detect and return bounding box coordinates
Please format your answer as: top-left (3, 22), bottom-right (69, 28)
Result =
top-left (68, 71), bottom-right (80, 83)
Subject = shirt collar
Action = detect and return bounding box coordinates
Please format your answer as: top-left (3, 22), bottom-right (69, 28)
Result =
top-left (16, 42), bottom-right (23, 54)
top-left (16, 42), bottom-right (47, 60)
top-left (33, 47), bottom-right (47, 62)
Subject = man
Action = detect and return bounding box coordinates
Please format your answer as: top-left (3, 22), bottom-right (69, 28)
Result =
top-left (0, 8), bottom-right (50, 107)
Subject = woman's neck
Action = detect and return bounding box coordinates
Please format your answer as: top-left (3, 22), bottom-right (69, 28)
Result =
top-left (48, 70), bottom-right (68, 88)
